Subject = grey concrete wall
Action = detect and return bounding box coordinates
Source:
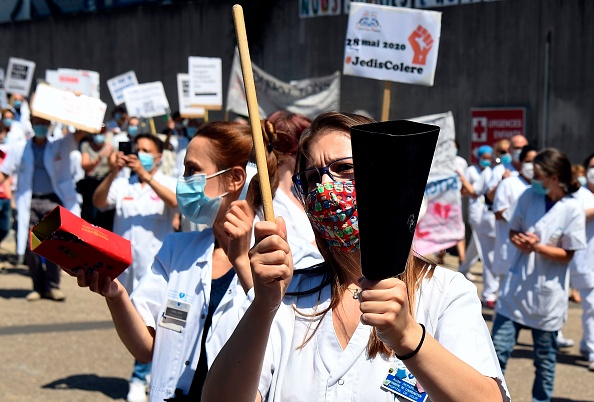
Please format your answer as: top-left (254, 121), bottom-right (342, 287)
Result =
top-left (0, 0), bottom-right (592, 164)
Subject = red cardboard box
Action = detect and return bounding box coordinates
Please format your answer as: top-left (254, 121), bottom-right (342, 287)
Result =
top-left (30, 206), bottom-right (132, 284)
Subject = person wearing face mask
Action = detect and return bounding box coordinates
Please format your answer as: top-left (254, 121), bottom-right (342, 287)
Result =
top-left (80, 121), bottom-right (279, 402)
top-left (0, 123), bottom-right (12, 248)
top-left (106, 106), bottom-right (128, 132)
top-left (203, 112), bottom-right (510, 402)
top-left (567, 153), bottom-right (594, 371)
top-left (92, 133), bottom-right (177, 402)
top-left (457, 145), bottom-right (495, 284)
top-left (79, 128), bottom-right (115, 230)
top-left (0, 115), bottom-right (85, 300)
top-left (2, 108), bottom-right (29, 150)
top-left (487, 135), bottom-right (529, 204)
top-left (492, 148), bottom-right (586, 402)
top-left (490, 145), bottom-right (538, 308)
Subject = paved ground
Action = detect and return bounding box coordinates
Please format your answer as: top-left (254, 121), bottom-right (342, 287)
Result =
top-left (0, 238), bottom-right (593, 401)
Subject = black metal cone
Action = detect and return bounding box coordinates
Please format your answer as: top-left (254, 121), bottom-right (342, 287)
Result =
top-left (351, 120), bottom-right (439, 280)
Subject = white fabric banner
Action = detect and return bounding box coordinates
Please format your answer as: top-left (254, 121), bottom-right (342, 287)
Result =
top-left (226, 49), bottom-right (340, 119)
top-left (343, 3), bottom-right (441, 86)
top-left (177, 73), bottom-right (205, 118)
top-left (5, 57), bottom-right (36, 96)
top-left (410, 111), bottom-right (464, 256)
top-left (30, 83), bottom-right (107, 133)
top-left (107, 71), bottom-right (139, 106)
top-left (123, 82), bottom-right (170, 118)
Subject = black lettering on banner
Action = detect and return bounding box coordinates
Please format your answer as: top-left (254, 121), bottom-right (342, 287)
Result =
top-left (11, 64), bottom-right (28, 80)
top-left (165, 307), bottom-right (188, 321)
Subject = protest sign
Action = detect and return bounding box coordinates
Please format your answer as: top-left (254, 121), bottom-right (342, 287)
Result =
top-left (343, 3), bottom-right (441, 86)
top-left (410, 111), bottom-right (464, 256)
top-left (123, 81), bottom-right (170, 118)
top-left (226, 49), bottom-right (340, 119)
top-left (177, 74), bottom-right (205, 118)
top-left (107, 71), bottom-right (139, 106)
top-left (300, 0), bottom-right (342, 18)
top-left (470, 107), bottom-right (526, 163)
top-left (188, 57), bottom-right (223, 110)
top-left (0, 68), bottom-right (7, 108)
top-left (44, 68), bottom-right (99, 97)
top-left (5, 58), bottom-right (36, 96)
top-left (30, 83), bottom-right (107, 133)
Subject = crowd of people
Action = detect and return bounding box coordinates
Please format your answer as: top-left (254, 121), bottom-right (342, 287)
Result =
top-left (0, 92), bottom-right (592, 402)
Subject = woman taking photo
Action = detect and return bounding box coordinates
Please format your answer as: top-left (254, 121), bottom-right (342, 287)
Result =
top-left (203, 112), bottom-right (509, 402)
top-left (492, 148), bottom-right (586, 402)
top-left (78, 121), bottom-right (279, 402)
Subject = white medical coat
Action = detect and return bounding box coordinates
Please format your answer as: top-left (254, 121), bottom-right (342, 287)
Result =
top-left (497, 189), bottom-right (586, 331)
top-left (107, 171), bottom-right (177, 294)
top-left (257, 267), bottom-right (510, 402)
top-left (568, 186), bottom-right (594, 289)
top-left (466, 165), bottom-right (495, 236)
top-left (491, 175), bottom-right (530, 276)
top-left (488, 162), bottom-right (518, 190)
top-left (131, 230), bottom-right (249, 402)
top-left (0, 134), bottom-right (80, 256)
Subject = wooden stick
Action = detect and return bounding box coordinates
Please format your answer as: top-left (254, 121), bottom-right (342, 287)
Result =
top-left (381, 81), bottom-right (391, 122)
top-left (204, 110), bottom-right (209, 123)
top-left (149, 117), bottom-right (156, 134)
top-left (232, 4), bottom-right (275, 222)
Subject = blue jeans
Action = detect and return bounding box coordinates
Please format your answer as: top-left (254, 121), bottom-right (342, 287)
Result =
top-left (0, 198), bottom-right (11, 244)
top-left (491, 314), bottom-right (558, 402)
top-left (131, 359), bottom-right (152, 383)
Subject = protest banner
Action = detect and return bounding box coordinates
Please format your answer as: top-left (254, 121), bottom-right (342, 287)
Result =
top-left (30, 83), bottom-right (107, 133)
top-left (226, 49), bottom-right (340, 119)
top-left (123, 81), bottom-right (170, 118)
top-left (0, 68), bottom-right (7, 108)
top-left (177, 73), bottom-right (205, 118)
top-left (44, 68), bottom-right (99, 98)
top-left (5, 58), bottom-right (36, 96)
top-left (107, 71), bottom-right (139, 106)
top-left (300, 0), bottom-right (342, 18)
top-left (470, 107), bottom-right (526, 163)
top-left (409, 111), bottom-right (464, 256)
top-left (188, 57), bottom-right (223, 110)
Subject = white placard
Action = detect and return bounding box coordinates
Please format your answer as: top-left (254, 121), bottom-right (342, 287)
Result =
top-left (123, 81), bottom-right (170, 118)
top-left (188, 57), bottom-right (222, 109)
top-left (0, 69), bottom-right (6, 108)
top-left (177, 74), bottom-right (205, 118)
top-left (343, 4), bottom-right (441, 86)
top-left (107, 71), bottom-right (139, 106)
top-left (43, 68), bottom-right (98, 97)
top-left (5, 58), bottom-right (36, 96)
top-left (30, 83), bottom-right (107, 133)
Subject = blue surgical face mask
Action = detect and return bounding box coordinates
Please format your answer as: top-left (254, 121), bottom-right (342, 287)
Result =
top-left (114, 112), bottom-right (123, 121)
top-left (94, 134), bottom-right (105, 144)
top-left (531, 179), bottom-right (550, 196)
top-left (128, 126), bottom-right (139, 137)
top-left (2, 118), bottom-right (13, 127)
top-left (176, 168), bottom-right (231, 226)
top-left (479, 159), bottom-right (491, 168)
top-left (0, 137), bottom-right (6, 144)
top-left (500, 154), bottom-right (512, 165)
top-left (187, 127), bottom-right (198, 138)
top-left (578, 176), bottom-right (587, 187)
top-left (33, 125), bottom-right (48, 138)
top-left (13, 100), bottom-right (22, 109)
top-left (138, 152), bottom-right (155, 172)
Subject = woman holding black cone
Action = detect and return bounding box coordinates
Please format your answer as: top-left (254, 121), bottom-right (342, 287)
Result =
top-left (202, 112), bottom-right (509, 402)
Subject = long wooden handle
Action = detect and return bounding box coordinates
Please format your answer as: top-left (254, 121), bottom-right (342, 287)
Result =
top-left (381, 81), bottom-right (391, 122)
top-left (232, 4), bottom-right (275, 222)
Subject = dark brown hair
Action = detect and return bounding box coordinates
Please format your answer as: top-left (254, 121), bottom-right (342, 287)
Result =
top-left (194, 121), bottom-right (279, 213)
top-left (267, 110), bottom-right (312, 156)
top-left (534, 148), bottom-right (579, 194)
top-left (294, 111), bottom-right (435, 358)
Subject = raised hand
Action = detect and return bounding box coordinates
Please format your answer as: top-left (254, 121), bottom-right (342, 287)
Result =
top-left (224, 200), bottom-right (255, 291)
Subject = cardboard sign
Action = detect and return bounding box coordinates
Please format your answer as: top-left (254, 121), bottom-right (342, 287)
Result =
top-left (470, 108), bottom-right (526, 163)
top-left (30, 83), bottom-right (107, 133)
top-left (44, 68), bottom-right (99, 98)
top-left (188, 57), bottom-right (222, 109)
top-left (30, 206), bottom-right (132, 285)
top-left (107, 71), bottom-right (139, 106)
top-left (123, 81), bottom-right (170, 118)
top-left (177, 73), bottom-right (205, 118)
top-left (5, 57), bottom-right (36, 96)
top-left (343, 3), bottom-right (441, 86)
top-left (226, 49), bottom-right (340, 119)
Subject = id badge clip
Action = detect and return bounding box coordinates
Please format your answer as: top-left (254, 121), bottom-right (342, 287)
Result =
top-left (381, 361), bottom-right (428, 402)
top-left (158, 298), bottom-right (191, 333)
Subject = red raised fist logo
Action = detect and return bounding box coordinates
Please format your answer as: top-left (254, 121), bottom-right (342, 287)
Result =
top-left (408, 25), bottom-right (433, 66)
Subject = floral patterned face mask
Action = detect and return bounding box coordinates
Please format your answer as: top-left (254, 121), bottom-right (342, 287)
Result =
top-left (305, 180), bottom-right (359, 252)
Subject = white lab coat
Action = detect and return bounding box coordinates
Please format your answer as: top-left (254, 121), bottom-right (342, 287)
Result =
top-left (568, 186), bottom-right (594, 289)
top-left (491, 175), bottom-right (530, 276)
top-left (131, 230), bottom-right (250, 402)
top-left (256, 267), bottom-right (510, 402)
top-left (488, 162), bottom-right (518, 190)
top-left (106, 170), bottom-right (177, 294)
top-left (497, 189), bottom-right (586, 331)
top-left (0, 133), bottom-right (80, 256)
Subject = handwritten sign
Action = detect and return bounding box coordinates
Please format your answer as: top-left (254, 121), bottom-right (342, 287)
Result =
top-left (107, 71), bottom-right (139, 106)
top-left (30, 83), bottom-right (107, 133)
top-left (123, 81), bottom-right (170, 118)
